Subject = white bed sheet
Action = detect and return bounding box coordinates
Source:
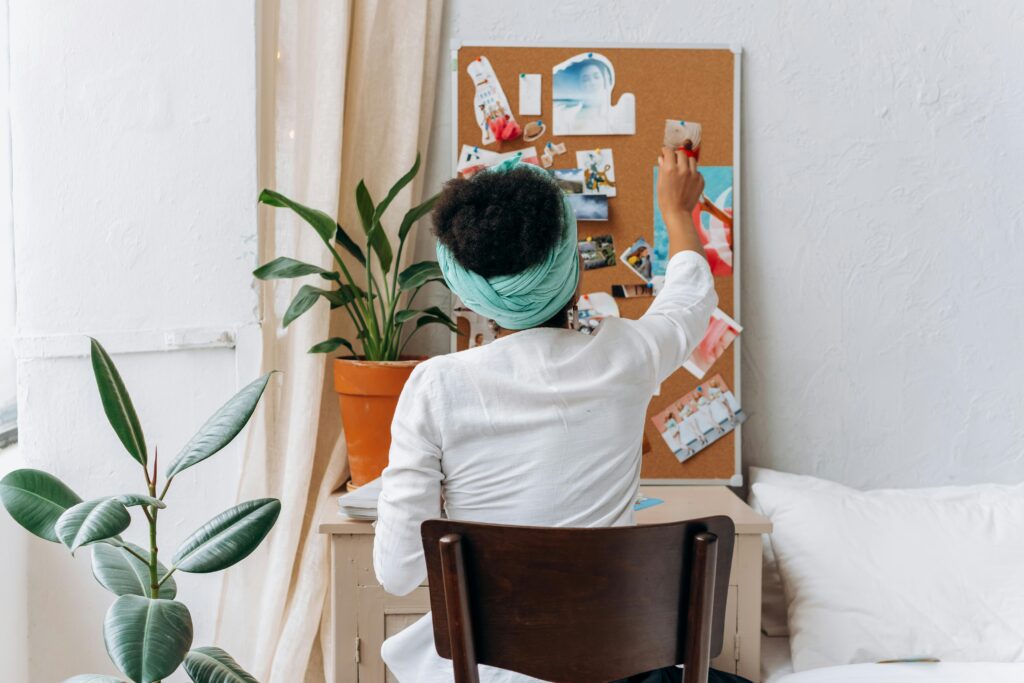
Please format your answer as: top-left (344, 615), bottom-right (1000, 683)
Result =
top-left (761, 635), bottom-right (1024, 682)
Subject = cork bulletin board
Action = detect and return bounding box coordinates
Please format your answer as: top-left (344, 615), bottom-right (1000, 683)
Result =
top-left (452, 42), bottom-right (742, 485)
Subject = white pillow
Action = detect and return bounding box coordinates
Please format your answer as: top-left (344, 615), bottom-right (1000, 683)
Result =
top-left (752, 469), bottom-right (1024, 672)
top-left (748, 467), bottom-right (800, 636)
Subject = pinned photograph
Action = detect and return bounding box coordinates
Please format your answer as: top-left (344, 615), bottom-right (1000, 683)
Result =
top-left (550, 168), bottom-right (585, 194)
top-left (575, 292), bottom-right (619, 334)
top-left (683, 308), bottom-right (742, 379)
top-left (540, 140), bottom-right (567, 168)
top-left (566, 194), bottom-right (608, 221)
top-left (467, 56), bottom-right (520, 144)
top-left (653, 166), bottom-right (734, 276)
top-left (454, 307), bottom-right (496, 351)
top-left (663, 119), bottom-right (702, 158)
top-left (577, 234), bottom-right (616, 270)
top-left (552, 52), bottom-right (636, 136)
top-left (576, 148), bottom-right (617, 197)
top-left (650, 374), bottom-right (746, 463)
top-left (457, 146), bottom-right (541, 178)
top-left (611, 283), bottom-right (653, 299)
top-left (621, 238), bottom-right (653, 283)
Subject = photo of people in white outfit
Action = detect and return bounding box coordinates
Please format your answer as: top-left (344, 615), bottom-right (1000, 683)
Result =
top-left (650, 374), bottom-right (745, 463)
top-left (552, 52), bottom-right (636, 135)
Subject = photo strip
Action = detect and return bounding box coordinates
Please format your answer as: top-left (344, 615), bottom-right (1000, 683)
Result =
top-left (650, 374), bottom-right (746, 464)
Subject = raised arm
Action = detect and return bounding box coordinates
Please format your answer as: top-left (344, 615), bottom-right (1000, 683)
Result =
top-left (627, 148), bottom-right (718, 387)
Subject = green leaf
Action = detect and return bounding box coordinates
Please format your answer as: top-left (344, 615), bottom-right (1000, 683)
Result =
top-left (253, 256), bottom-right (339, 282)
top-left (308, 337), bottom-right (356, 356)
top-left (373, 153), bottom-right (421, 227)
top-left (90, 338), bottom-right (148, 467)
top-left (63, 676), bottom-right (129, 682)
top-left (367, 224), bottom-right (394, 274)
top-left (355, 181), bottom-right (375, 234)
top-left (416, 315), bottom-right (460, 334)
top-left (92, 542), bottom-right (177, 599)
top-left (114, 494), bottom-right (166, 509)
top-left (56, 497), bottom-right (132, 553)
top-left (0, 468), bottom-right (82, 542)
top-left (394, 309), bottom-right (421, 324)
top-left (166, 374), bottom-right (273, 480)
top-left (103, 595), bottom-right (193, 683)
top-left (322, 285), bottom-right (361, 310)
top-left (334, 225), bottom-right (366, 266)
top-left (398, 192), bottom-right (439, 241)
top-left (258, 189), bottom-right (335, 243)
top-left (282, 285), bottom-right (327, 327)
top-left (173, 498), bottom-right (281, 574)
top-left (183, 647), bottom-right (258, 683)
top-left (398, 261), bottom-right (445, 291)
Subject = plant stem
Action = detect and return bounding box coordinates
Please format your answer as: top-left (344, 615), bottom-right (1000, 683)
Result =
top-left (156, 566), bottom-right (177, 589)
top-left (121, 545), bottom-right (150, 565)
top-left (148, 449), bottom-right (160, 599)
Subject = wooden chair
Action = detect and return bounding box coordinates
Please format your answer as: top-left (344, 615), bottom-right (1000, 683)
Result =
top-left (421, 516), bottom-right (735, 683)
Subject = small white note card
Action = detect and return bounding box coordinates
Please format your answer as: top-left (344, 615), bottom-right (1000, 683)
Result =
top-left (519, 73), bottom-right (541, 116)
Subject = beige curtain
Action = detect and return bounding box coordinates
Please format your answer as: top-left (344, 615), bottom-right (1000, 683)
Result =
top-left (214, 2), bottom-right (442, 681)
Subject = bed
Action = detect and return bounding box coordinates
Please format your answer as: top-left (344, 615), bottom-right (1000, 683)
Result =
top-left (750, 468), bottom-right (1024, 683)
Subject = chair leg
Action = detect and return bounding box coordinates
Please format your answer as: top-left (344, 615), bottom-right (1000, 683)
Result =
top-left (440, 533), bottom-right (480, 683)
top-left (682, 532), bottom-right (718, 683)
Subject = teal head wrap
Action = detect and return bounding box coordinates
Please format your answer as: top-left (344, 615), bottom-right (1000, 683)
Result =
top-left (437, 155), bottom-right (580, 331)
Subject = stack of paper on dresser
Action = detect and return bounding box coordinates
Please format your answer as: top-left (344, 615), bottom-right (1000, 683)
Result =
top-left (337, 477), bottom-right (382, 520)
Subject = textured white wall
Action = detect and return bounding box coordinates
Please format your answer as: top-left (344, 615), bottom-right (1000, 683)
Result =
top-left (413, 0), bottom-right (1024, 488)
top-left (9, 1), bottom-right (259, 681)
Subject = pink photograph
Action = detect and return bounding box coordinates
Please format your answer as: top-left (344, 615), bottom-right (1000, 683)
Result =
top-left (683, 308), bottom-right (742, 379)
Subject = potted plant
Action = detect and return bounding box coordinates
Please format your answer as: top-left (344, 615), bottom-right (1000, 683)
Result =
top-left (0, 338), bottom-right (277, 683)
top-left (255, 153), bottom-right (454, 489)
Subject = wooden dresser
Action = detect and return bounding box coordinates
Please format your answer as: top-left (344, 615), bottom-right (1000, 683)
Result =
top-left (318, 486), bottom-right (771, 683)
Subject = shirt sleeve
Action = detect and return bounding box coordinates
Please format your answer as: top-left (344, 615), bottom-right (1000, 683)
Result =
top-left (629, 250), bottom-right (718, 387)
top-left (372, 362), bottom-right (444, 596)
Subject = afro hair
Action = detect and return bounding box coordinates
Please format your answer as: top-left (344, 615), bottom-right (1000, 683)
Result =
top-left (432, 166), bottom-right (565, 279)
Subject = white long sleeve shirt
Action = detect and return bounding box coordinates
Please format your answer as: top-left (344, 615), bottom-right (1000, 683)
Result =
top-left (373, 251), bottom-right (717, 682)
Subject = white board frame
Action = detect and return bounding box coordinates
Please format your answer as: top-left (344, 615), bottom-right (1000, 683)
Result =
top-left (449, 41), bottom-right (743, 487)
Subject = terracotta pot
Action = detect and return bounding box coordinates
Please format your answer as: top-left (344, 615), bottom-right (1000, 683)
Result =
top-left (334, 358), bottom-right (422, 490)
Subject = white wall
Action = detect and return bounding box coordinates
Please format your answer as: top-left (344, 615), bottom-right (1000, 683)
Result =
top-left (9, 1), bottom-right (259, 681)
top-left (414, 0), bottom-right (1024, 488)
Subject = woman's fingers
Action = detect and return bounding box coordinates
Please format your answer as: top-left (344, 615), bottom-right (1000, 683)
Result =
top-left (688, 155), bottom-right (698, 173)
top-left (661, 146), bottom-right (677, 168)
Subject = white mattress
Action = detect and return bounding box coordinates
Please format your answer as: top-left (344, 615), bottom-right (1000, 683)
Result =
top-left (761, 636), bottom-right (1024, 682)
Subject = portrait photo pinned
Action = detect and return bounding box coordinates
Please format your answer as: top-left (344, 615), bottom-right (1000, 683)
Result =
top-left (552, 52), bottom-right (636, 136)
top-left (454, 306), bottom-right (496, 351)
top-left (566, 194), bottom-right (608, 221)
top-left (663, 119), bottom-right (702, 159)
top-left (611, 283), bottom-right (653, 299)
top-left (577, 234), bottom-right (616, 270)
top-left (621, 237), bottom-right (654, 283)
top-left (683, 308), bottom-right (742, 379)
top-left (467, 56), bottom-right (520, 145)
top-left (650, 374), bottom-right (745, 464)
top-left (576, 148), bottom-right (617, 197)
top-left (575, 292), bottom-right (619, 334)
top-left (653, 166), bottom-right (734, 276)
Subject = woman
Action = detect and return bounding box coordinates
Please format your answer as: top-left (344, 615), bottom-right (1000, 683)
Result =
top-left (374, 147), bottom-right (747, 682)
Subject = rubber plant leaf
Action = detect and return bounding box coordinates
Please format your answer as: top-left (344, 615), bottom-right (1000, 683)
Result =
top-left (103, 595), bottom-right (193, 683)
top-left (56, 497), bottom-right (132, 553)
top-left (172, 498), bottom-right (281, 573)
top-left (0, 468), bottom-right (82, 542)
top-left (92, 541), bottom-right (177, 599)
top-left (165, 373), bottom-right (273, 480)
top-left (182, 646), bottom-right (259, 683)
top-left (90, 338), bottom-right (147, 466)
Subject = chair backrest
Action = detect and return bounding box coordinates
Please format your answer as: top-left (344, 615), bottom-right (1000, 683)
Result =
top-left (421, 516), bottom-right (735, 683)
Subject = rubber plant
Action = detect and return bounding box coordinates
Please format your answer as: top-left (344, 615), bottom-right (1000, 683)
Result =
top-left (0, 338), bottom-right (279, 683)
top-left (253, 152), bottom-right (456, 360)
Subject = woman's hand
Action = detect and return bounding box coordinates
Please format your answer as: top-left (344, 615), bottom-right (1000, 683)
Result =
top-left (657, 146), bottom-right (704, 221)
top-left (657, 147), bottom-right (706, 257)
